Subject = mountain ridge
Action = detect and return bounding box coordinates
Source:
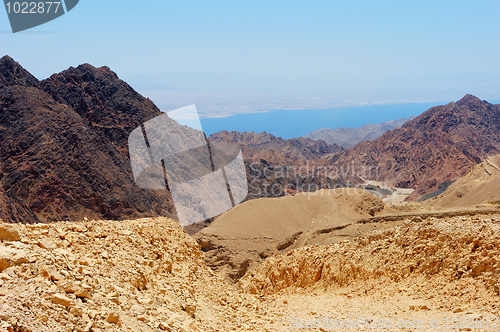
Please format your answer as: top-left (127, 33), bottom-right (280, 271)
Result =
top-left (304, 116), bottom-right (416, 148)
top-left (329, 94), bottom-right (500, 200)
top-left (0, 55), bottom-right (176, 223)
top-left (209, 130), bottom-right (343, 166)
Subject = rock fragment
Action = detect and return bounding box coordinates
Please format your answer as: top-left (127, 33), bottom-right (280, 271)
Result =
top-left (52, 293), bottom-right (72, 307)
top-left (0, 224), bottom-right (21, 242)
top-left (106, 312), bottom-right (120, 324)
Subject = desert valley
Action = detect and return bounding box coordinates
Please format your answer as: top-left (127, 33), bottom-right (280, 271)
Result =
top-left (1, 56), bottom-right (500, 331)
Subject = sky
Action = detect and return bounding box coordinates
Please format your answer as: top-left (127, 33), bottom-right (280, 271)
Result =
top-left (1, 0), bottom-right (499, 118)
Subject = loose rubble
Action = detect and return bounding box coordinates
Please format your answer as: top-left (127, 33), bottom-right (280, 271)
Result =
top-left (0, 218), bottom-right (274, 331)
top-left (241, 214), bottom-right (500, 316)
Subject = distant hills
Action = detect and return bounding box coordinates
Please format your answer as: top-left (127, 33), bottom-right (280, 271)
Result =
top-left (209, 130), bottom-right (343, 166)
top-left (208, 131), bottom-right (348, 200)
top-left (0, 55), bottom-right (176, 223)
top-left (304, 116), bottom-right (415, 148)
top-left (328, 94), bottom-right (500, 200)
top-left (213, 95), bottom-right (500, 202)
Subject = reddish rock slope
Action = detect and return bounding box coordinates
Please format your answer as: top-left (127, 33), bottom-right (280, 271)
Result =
top-left (329, 95), bottom-right (500, 199)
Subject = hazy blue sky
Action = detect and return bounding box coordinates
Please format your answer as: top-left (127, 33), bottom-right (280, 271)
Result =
top-left (1, 0), bottom-right (499, 116)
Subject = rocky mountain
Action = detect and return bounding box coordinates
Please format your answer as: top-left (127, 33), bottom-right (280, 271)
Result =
top-left (0, 55), bottom-right (176, 223)
top-left (209, 130), bottom-right (343, 166)
top-left (304, 116), bottom-right (415, 148)
top-left (329, 95), bottom-right (500, 200)
top-left (208, 131), bottom-right (347, 201)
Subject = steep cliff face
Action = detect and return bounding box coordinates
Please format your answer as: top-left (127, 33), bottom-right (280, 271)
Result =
top-left (0, 56), bottom-right (175, 223)
top-left (329, 95), bottom-right (500, 199)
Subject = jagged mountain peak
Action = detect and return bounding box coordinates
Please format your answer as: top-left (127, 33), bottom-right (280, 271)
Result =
top-left (0, 55), bottom-right (16, 64)
top-left (456, 94), bottom-right (483, 106)
top-left (41, 62), bottom-right (162, 146)
top-left (44, 62), bottom-right (120, 86)
top-left (71, 63), bottom-right (118, 80)
top-left (0, 55), bottom-right (40, 88)
top-left (0, 58), bottom-right (173, 223)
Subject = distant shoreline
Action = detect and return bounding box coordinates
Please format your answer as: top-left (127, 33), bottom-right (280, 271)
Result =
top-left (199, 101), bottom-right (441, 139)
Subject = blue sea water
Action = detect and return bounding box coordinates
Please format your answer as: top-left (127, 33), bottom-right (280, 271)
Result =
top-left (199, 102), bottom-right (441, 139)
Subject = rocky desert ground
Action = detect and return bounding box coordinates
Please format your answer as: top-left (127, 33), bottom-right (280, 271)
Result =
top-left (1, 204), bottom-right (500, 331)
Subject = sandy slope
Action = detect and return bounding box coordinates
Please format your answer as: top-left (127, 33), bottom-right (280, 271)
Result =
top-left (195, 189), bottom-right (391, 281)
top-left (427, 154), bottom-right (500, 208)
top-left (199, 189), bottom-right (388, 239)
